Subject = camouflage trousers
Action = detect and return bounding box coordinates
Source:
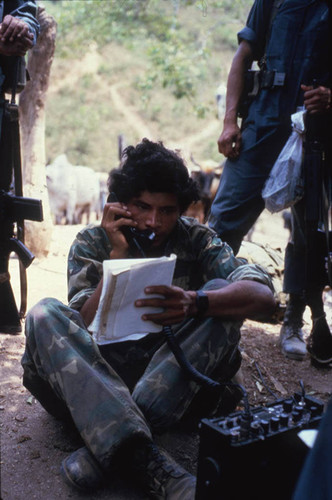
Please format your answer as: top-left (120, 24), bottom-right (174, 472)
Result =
top-left (21, 280), bottom-right (242, 468)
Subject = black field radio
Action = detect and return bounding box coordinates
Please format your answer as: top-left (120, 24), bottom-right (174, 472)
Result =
top-left (196, 392), bottom-right (324, 500)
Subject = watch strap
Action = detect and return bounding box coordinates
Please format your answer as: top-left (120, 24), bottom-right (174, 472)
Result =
top-left (195, 290), bottom-right (209, 317)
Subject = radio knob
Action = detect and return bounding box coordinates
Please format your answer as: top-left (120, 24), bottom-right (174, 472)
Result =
top-left (250, 421), bottom-right (261, 436)
top-left (260, 419), bottom-right (269, 434)
top-left (294, 405), bottom-right (304, 416)
top-left (270, 416), bottom-right (280, 431)
top-left (283, 399), bottom-right (293, 413)
top-left (280, 412), bottom-right (289, 427)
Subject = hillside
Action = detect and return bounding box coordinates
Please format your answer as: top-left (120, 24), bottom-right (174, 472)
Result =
top-left (43, 0), bottom-right (248, 171)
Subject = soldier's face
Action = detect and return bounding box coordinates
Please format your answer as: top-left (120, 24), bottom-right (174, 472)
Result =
top-left (127, 191), bottom-right (180, 247)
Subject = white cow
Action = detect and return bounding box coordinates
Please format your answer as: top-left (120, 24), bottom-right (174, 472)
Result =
top-left (46, 154), bottom-right (101, 225)
top-left (46, 154), bottom-right (77, 224)
top-left (74, 166), bottom-right (101, 224)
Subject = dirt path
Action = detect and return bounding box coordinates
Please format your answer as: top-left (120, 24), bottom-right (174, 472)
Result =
top-left (1, 212), bottom-right (331, 499)
top-left (108, 81), bottom-right (221, 158)
top-left (50, 43), bottom-right (221, 164)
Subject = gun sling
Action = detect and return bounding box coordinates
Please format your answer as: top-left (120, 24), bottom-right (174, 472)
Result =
top-left (0, 58), bottom-right (43, 333)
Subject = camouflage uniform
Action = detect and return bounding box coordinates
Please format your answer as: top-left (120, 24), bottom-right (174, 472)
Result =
top-left (22, 217), bottom-right (273, 469)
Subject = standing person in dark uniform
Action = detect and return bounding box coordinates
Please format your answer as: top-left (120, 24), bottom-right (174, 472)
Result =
top-left (0, 0), bottom-right (39, 134)
top-left (209, 0), bottom-right (332, 364)
top-left (293, 396), bottom-right (332, 500)
top-left (0, 0), bottom-right (39, 194)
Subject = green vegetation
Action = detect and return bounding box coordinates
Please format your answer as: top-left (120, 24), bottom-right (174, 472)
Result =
top-left (43, 0), bottom-right (252, 170)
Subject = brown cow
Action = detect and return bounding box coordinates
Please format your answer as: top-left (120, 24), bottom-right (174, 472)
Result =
top-left (184, 157), bottom-right (224, 223)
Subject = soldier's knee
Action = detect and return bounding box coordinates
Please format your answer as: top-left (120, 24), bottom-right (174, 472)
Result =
top-left (202, 279), bottom-right (230, 291)
top-left (28, 297), bottom-right (62, 319)
top-left (25, 298), bottom-right (64, 341)
top-left (25, 298), bottom-right (59, 329)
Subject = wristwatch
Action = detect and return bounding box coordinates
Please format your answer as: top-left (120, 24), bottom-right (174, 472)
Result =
top-left (195, 290), bottom-right (209, 318)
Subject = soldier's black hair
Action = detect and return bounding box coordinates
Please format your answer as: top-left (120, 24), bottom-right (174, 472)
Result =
top-left (108, 138), bottom-right (199, 214)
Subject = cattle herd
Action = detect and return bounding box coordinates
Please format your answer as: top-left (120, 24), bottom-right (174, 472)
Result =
top-left (46, 153), bottom-right (223, 226)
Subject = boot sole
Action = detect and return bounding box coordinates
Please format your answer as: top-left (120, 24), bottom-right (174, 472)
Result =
top-left (307, 348), bottom-right (332, 367)
top-left (310, 357), bottom-right (332, 369)
top-left (281, 348), bottom-right (306, 361)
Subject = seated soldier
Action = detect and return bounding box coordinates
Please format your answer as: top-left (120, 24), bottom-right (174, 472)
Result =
top-left (21, 139), bottom-right (275, 499)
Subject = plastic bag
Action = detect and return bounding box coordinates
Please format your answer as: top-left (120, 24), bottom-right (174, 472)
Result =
top-left (262, 110), bottom-right (306, 213)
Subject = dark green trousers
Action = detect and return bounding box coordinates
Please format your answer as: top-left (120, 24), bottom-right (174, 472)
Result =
top-left (22, 281), bottom-right (241, 468)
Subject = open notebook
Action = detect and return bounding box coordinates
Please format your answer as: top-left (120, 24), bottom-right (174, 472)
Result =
top-left (89, 254), bottom-right (177, 344)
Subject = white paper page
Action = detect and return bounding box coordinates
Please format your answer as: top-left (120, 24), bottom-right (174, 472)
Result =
top-left (89, 258), bottom-right (159, 338)
top-left (111, 257), bottom-right (175, 340)
top-left (90, 254), bottom-right (176, 344)
top-left (100, 271), bottom-right (130, 339)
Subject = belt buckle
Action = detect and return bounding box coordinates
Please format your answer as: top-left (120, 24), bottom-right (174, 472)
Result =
top-left (272, 72), bottom-right (286, 88)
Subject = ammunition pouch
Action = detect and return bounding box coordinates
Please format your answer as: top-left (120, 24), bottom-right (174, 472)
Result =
top-left (238, 69), bottom-right (286, 119)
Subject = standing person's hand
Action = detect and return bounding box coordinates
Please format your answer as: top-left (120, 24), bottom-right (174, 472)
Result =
top-left (0, 37), bottom-right (32, 56)
top-left (301, 84), bottom-right (331, 114)
top-left (0, 15), bottom-right (31, 42)
top-left (217, 40), bottom-right (253, 160)
top-left (218, 122), bottom-right (242, 159)
top-left (0, 15), bottom-right (34, 56)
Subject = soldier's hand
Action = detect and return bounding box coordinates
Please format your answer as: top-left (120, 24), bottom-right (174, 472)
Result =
top-left (101, 202), bottom-right (136, 258)
top-left (218, 123), bottom-right (242, 159)
top-left (0, 15), bottom-right (31, 42)
top-left (301, 84), bottom-right (331, 114)
top-left (135, 285), bottom-right (196, 325)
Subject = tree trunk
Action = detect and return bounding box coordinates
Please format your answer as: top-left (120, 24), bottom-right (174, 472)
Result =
top-left (19, 6), bottom-right (57, 257)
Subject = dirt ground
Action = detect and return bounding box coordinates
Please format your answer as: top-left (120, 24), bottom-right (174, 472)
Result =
top-left (1, 210), bottom-right (331, 500)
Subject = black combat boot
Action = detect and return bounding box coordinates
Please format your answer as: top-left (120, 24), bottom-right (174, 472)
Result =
top-left (307, 314), bottom-right (332, 367)
top-left (279, 294), bottom-right (307, 360)
top-left (131, 442), bottom-right (196, 499)
top-left (61, 446), bottom-right (104, 491)
top-left (305, 289), bottom-right (332, 367)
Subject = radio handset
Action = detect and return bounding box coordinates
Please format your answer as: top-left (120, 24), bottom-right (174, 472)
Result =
top-left (108, 192), bottom-right (155, 257)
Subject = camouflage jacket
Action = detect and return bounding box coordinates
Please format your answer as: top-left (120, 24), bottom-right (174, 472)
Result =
top-left (67, 217), bottom-right (274, 311)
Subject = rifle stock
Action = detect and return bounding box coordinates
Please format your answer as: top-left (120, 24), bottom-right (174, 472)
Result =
top-left (0, 72), bottom-right (44, 333)
top-left (303, 113), bottom-right (331, 288)
top-left (0, 190), bottom-right (43, 333)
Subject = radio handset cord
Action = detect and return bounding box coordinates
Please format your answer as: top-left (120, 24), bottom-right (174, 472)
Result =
top-left (163, 324), bottom-right (250, 418)
top-left (107, 193), bottom-right (249, 411)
